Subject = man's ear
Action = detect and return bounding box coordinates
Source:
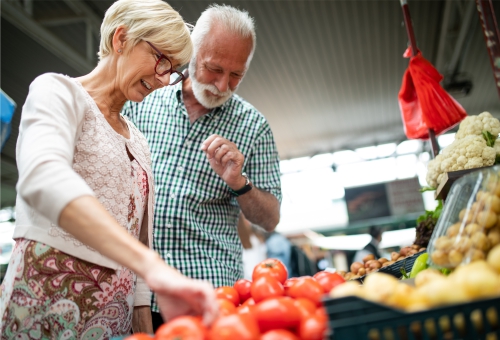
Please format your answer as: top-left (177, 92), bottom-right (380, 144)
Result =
top-left (112, 26), bottom-right (128, 54)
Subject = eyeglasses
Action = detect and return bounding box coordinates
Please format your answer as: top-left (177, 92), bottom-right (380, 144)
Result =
top-left (185, 23), bottom-right (194, 32)
top-left (146, 41), bottom-right (185, 86)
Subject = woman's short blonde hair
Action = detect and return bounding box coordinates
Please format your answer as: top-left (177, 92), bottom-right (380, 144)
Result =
top-left (99, 0), bottom-right (192, 66)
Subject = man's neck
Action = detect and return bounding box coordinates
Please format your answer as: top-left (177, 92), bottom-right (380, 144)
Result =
top-left (182, 77), bottom-right (211, 124)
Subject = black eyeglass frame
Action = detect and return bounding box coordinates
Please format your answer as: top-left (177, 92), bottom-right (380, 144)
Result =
top-left (146, 41), bottom-right (185, 85)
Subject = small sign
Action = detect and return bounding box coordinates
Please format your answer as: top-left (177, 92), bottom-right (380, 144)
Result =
top-left (344, 177), bottom-right (424, 222)
top-left (386, 177), bottom-right (425, 216)
top-left (344, 183), bottom-right (390, 222)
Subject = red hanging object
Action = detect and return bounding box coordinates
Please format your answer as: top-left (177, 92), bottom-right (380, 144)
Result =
top-left (398, 0), bottom-right (467, 155)
top-left (398, 47), bottom-right (467, 140)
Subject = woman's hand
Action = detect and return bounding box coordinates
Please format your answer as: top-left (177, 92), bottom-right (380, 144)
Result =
top-left (144, 259), bottom-right (219, 326)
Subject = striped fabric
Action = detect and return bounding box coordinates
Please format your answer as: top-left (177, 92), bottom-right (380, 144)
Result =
top-left (122, 82), bottom-right (281, 312)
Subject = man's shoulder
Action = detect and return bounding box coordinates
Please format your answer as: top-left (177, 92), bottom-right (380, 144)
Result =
top-left (224, 94), bottom-right (266, 121)
top-left (141, 86), bottom-right (178, 106)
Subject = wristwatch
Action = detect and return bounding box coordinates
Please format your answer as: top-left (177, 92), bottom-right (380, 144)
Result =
top-left (229, 172), bottom-right (253, 197)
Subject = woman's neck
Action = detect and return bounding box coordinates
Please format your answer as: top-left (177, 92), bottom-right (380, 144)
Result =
top-left (76, 60), bottom-right (127, 119)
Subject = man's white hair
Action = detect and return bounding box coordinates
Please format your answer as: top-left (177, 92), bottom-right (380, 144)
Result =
top-left (191, 4), bottom-right (256, 69)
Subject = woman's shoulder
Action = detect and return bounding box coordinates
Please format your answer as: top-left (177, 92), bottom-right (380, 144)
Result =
top-left (31, 72), bottom-right (77, 89)
top-left (25, 73), bottom-right (88, 114)
top-left (29, 73), bottom-right (83, 102)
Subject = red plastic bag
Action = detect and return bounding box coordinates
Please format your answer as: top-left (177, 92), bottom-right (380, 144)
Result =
top-left (398, 47), bottom-right (467, 140)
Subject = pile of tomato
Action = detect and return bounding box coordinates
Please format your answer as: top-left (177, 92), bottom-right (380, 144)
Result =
top-left (126, 258), bottom-right (346, 340)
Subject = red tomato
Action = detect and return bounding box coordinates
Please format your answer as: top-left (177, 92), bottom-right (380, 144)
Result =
top-left (123, 333), bottom-right (154, 340)
top-left (208, 313), bottom-right (260, 340)
top-left (252, 259), bottom-right (288, 284)
top-left (260, 329), bottom-right (299, 340)
top-left (315, 306), bottom-right (328, 322)
top-left (237, 304), bottom-right (255, 316)
top-left (283, 277), bottom-right (299, 296)
top-left (286, 277), bottom-right (324, 306)
top-left (293, 298), bottom-right (317, 320)
top-left (215, 286), bottom-right (240, 307)
top-left (234, 279), bottom-right (252, 303)
top-left (242, 297), bottom-right (256, 307)
top-left (252, 296), bottom-right (301, 333)
top-left (250, 275), bottom-right (284, 303)
top-left (297, 315), bottom-right (328, 340)
top-left (217, 298), bottom-right (237, 316)
top-left (155, 316), bottom-right (207, 340)
top-left (313, 271), bottom-right (346, 293)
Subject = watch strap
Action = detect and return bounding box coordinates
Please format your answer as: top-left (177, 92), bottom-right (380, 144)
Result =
top-left (229, 173), bottom-right (253, 197)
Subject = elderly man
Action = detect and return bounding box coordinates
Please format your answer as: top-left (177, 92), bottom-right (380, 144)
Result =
top-left (122, 4), bottom-right (281, 329)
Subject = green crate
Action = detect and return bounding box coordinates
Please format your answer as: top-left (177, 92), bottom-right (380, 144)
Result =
top-left (323, 295), bottom-right (500, 340)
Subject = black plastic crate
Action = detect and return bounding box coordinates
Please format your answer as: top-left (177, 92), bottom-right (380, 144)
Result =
top-left (323, 295), bottom-right (500, 340)
top-left (353, 251), bottom-right (426, 282)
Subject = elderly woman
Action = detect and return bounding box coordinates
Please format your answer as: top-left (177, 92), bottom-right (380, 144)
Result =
top-left (0, 0), bottom-right (217, 338)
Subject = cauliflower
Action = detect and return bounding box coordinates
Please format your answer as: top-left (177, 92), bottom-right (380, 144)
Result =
top-left (455, 112), bottom-right (500, 140)
top-left (426, 135), bottom-right (496, 188)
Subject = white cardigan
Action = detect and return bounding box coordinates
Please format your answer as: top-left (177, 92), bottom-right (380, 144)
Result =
top-left (14, 73), bottom-right (155, 306)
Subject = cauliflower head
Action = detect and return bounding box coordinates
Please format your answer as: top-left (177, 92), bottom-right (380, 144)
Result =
top-left (455, 112), bottom-right (500, 140)
top-left (426, 135), bottom-right (496, 188)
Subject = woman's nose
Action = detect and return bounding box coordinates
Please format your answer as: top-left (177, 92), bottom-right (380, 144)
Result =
top-left (156, 73), bottom-right (171, 87)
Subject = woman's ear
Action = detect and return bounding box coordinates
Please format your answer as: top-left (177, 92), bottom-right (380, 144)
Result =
top-left (112, 26), bottom-right (127, 54)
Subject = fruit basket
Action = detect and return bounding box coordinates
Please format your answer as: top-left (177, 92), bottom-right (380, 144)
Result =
top-left (352, 250), bottom-right (426, 283)
top-left (323, 295), bottom-right (500, 340)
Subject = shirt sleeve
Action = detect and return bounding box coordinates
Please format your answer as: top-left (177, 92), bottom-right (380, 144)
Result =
top-left (134, 277), bottom-right (152, 306)
top-left (245, 120), bottom-right (282, 203)
top-left (16, 74), bottom-right (95, 224)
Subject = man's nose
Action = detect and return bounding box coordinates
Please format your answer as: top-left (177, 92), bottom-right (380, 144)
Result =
top-left (214, 72), bottom-right (230, 93)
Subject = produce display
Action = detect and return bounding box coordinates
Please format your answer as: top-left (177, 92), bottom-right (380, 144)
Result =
top-left (122, 158), bottom-right (500, 339)
top-left (426, 112), bottom-right (500, 189)
top-left (124, 258), bottom-right (346, 340)
top-left (428, 165), bottom-right (500, 268)
top-left (338, 244), bottom-right (426, 281)
top-left (330, 245), bottom-right (500, 312)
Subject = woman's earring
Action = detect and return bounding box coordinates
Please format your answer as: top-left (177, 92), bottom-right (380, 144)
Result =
top-left (118, 49), bottom-right (122, 53)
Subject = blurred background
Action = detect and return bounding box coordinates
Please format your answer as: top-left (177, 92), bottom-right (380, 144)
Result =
top-left (2, 0), bottom-right (500, 278)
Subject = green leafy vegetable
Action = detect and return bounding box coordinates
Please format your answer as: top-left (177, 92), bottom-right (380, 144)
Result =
top-left (482, 130), bottom-right (498, 148)
top-left (400, 266), bottom-right (410, 279)
top-left (415, 200), bottom-right (442, 247)
top-left (419, 186), bottom-right (437, 193)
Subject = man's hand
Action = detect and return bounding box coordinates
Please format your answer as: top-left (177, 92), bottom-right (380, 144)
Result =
top-left (201, 134), bottom-right (246, 189)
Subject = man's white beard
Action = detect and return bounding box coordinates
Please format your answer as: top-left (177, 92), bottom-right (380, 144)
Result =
top-left (189, 59), bottom-right (236, 109)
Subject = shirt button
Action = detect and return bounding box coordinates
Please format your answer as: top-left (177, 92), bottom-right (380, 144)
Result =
top-left (185, 140), bottom-right (192, 147)
top-left (166, 223), bottom-right (173, 228)
top-left (177, 166), bottom-right (184, 172)
top-left (170, 193), bottom-right (176, 199)
top-left (166, 253), bottom-right (172, 258)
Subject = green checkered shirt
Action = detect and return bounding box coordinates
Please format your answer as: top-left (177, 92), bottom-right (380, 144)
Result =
top-left (122, 82), bottom-right (281, 312)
